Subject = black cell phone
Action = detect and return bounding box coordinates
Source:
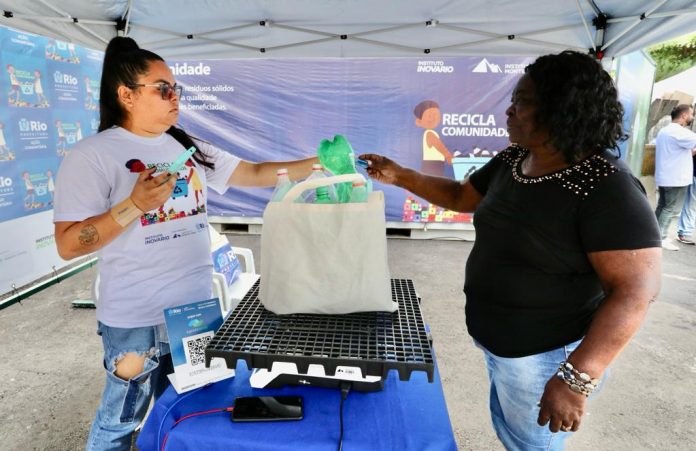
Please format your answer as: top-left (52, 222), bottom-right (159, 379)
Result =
top-left (231, 396), bottom-right (304, 422)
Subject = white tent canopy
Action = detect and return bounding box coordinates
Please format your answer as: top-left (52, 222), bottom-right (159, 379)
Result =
top-left (1, 0), bottom-right (695, 60)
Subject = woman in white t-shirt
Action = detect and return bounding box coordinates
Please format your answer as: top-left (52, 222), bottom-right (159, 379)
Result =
top-left (53, 37), bottom-right (317, 451)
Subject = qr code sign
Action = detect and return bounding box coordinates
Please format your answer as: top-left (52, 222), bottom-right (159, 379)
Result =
top-left (183, 332), bottom-right (213, 367)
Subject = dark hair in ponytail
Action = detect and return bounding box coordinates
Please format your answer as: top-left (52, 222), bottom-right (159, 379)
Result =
top-left (98, 37), bottom-right (161, 132)
top-left (99, 37), bottom-right (213, 169)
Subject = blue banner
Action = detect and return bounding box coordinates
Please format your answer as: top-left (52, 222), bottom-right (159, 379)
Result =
top-left (0, 24), bottom-right (102, 298)
top-left (173, 57), bottom-right (533, 222)
top-left (0, 25), bottom-right (102, 225)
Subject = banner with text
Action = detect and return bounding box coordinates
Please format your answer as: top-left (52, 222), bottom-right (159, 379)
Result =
top-left (172, 56), bottom-right (532, 223)
top-left (0, 25), bottom-right (102, 298)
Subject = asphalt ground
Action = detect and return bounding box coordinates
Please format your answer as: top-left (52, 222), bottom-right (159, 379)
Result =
top-left (0, 233), bottom-right (694, 450)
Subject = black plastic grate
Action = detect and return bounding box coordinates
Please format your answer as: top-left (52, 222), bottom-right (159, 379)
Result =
top-left (205, 279), bottom-right (434, 382)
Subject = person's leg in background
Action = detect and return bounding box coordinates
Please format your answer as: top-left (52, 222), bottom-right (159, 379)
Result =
top-left (86, 322), bottom-right (171, 451)
top-left (655, 186), bottom-right (689, 250)
top-left (481, 339), bottom-right (594, 451)
top-left (676, 178), bottom-right (696, 245)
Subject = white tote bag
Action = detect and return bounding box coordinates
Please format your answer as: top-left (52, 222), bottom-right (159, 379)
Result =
top-left (260, 173), bottom-right (396, 315)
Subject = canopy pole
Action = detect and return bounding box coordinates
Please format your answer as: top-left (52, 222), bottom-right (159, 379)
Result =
top-left (262, 22), bottom-right (423, 40)
top-left (584, 0), bottom-right (601, 16)
top-left (124, 0), bottom-right (133, 36)
top-left (438, 24), bottom-right (586, 53)
top-left (349, 36), bottom-right (424, 53)
top-left (608, 6), bottom-right (696, 23)
top-left (432, 34), bottom-right (584, 53)
top-left (602, 0), bottom-right (669, 51)
top-left (0, 13), bottom-right (113, 25)
top-left (141, 23), bottom-right (257, 47)
top-left (575, 0), bottom-right (597, 52)
top-left (264, 36), bottom-right (338, 52)
top-left (269, 22), bottom-right (337, 38)
top-left (346, 23), bottom-right (423, 38)
top-left (132, 23), bottom-right (259, 52)
top-left (36, 0), bottom-right (109, 44)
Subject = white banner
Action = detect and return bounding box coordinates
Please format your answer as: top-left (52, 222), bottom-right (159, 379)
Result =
top-left (0, 210), bottom-right (66, 296)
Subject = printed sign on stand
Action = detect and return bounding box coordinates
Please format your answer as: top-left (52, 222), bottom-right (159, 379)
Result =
top-left (164, 298), bottom-right (234, 394)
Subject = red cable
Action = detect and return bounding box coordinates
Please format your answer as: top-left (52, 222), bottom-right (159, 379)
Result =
top-left (160, 407), bottom-right (234, 451)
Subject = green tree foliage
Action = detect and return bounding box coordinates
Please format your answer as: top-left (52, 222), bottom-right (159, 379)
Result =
top-left (648, 34), bottom-right (696, 82)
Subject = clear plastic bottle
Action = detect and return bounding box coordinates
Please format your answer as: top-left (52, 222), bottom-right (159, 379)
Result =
top-left (301, 164), bottom-right (337, 204)
top-left (270, 168), bottom-right (294, 202)
top-left (349, 180), bottom-right (369, 203)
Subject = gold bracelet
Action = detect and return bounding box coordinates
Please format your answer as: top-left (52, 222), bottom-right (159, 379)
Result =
top-left (110, 197), bottom-right (143, 227)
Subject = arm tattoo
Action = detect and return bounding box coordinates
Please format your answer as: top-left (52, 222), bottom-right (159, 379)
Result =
top-left (78, 224), bottom-right (100, 247)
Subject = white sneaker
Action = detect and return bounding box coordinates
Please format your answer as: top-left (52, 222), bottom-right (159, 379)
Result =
top-left (661, 239), bottom-right (679, 251)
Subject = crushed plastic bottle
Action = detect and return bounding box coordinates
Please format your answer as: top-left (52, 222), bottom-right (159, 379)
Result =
top-left (317, 134), bottom-right (357, 203)
top-left (270, 168), bottom-right (294, 202)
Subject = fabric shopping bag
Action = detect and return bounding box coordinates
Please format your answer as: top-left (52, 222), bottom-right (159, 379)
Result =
top-left (260, 173), bottom-right (396, 315)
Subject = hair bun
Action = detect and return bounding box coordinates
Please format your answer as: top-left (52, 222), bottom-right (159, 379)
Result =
top-left (104, 36), bottom-right (140, 60)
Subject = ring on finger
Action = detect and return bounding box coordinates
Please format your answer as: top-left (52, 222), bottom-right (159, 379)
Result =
top-left (560, 425), bottom-right (572, 432)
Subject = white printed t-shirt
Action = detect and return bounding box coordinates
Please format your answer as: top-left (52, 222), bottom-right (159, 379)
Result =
top-left (655, 122), bottom-right (696, 187)
top-left (53, 127), bottom-right (241, 327)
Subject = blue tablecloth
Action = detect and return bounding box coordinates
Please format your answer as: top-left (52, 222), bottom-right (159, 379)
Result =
top-left (137, 359), bottom-right (457, 451)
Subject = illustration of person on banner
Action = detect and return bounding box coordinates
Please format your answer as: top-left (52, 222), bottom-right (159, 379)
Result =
top-left (84, 75), bottom-right (95, 110)
top-left (75, 120), bottom-right (83, 142)
top-left (33, 70), bottom-right (48, 107)
top-left (0, 122), bottom-right (14, 161)
top-left (45, 39), bottom-right (57, 60)
top-left (55, 120), bottom-right (67, 156)
top-left (414, 100), bottom-right (453, 178)
top-left (6, 64), bottom-right (21, 105)
top-left (360, 50), bottom-right (661, 451)
top-left (22, 171), bottom-right (36, 208)
top-left (46, 169), bottom-right (55, 205)
top-left (52, 36), bottom-right (318, 450)
top-left (185, 158), bottom-right (204, 209)
top-left (67, 42), bottom-right (79, 63)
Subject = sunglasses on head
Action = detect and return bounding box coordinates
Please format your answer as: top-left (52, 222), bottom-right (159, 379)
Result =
top-left (128, 82), bottom-right (183, 100)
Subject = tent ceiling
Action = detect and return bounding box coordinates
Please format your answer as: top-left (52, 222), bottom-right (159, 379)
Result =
top-left (1, 0), bottom-right (695, 59)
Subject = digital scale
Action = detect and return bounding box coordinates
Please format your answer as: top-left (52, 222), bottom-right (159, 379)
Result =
top-left (205, 279), bottom-right (434, 392)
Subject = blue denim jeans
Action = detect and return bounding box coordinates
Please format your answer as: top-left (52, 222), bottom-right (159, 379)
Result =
top-left (677, 177), bottom-right (696, 237)
top-left (479, 338), bottom-right (596, 451)
top-left (655, 186), bottom-right (689, 239)
top-left (86, 322), bottom-right (173, 451)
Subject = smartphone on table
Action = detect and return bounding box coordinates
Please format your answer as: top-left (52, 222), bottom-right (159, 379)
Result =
top-left (231, 395), bottom-right (304, 422)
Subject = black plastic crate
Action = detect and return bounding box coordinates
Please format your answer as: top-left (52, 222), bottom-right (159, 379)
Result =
top-left (205, 279), bottom-right (434, 382)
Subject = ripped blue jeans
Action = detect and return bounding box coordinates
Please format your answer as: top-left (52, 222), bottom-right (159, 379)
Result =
top-left (86, 321), bottom-right (173, 451)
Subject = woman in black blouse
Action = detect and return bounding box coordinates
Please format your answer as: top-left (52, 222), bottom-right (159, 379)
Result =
top-left (360, 51), bottom-right (661, 450)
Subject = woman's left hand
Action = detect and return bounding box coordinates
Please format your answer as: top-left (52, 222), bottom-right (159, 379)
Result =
top-left (537, 376), bottom-right (586, 433)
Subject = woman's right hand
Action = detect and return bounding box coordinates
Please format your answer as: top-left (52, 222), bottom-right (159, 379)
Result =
top-left (130, 167), bottom-right (177, 212)
top-left (357, 153), bottom-right (404, 185)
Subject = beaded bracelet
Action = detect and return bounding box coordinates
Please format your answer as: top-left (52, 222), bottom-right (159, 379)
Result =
top-left (555, 361), bottom-right (600, 397)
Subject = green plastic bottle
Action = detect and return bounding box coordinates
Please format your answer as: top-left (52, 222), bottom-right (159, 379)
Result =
top-left (314, 187), bottom-right (333, 204)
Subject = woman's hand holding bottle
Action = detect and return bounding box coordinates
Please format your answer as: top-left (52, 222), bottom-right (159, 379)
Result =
top-left (130, 167), bottom-right (177, 212)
